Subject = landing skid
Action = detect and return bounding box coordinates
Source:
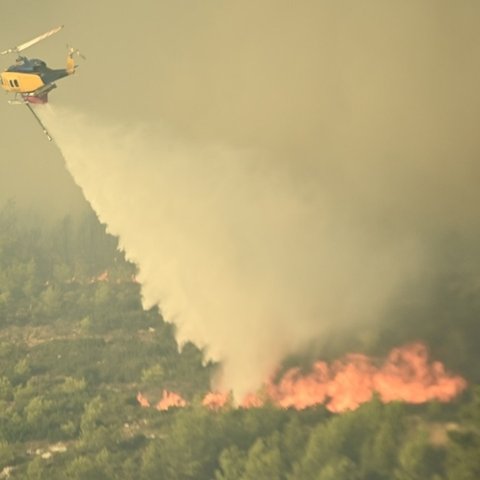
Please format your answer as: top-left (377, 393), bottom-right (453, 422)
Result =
top-left (8, 93), bottom-right (24, 105)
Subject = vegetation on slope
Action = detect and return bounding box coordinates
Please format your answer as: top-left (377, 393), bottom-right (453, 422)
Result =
top-left (0, 201), bottom-right (478, 479)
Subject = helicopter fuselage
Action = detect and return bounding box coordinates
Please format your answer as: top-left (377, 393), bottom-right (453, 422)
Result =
top-left (0, 25), bottom-right (81, 140)
top-left (0, 57), bottom-right (72, 103)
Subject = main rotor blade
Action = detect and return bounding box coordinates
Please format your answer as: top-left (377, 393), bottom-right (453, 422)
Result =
top-left (1, 25), bottom-right (64, 55)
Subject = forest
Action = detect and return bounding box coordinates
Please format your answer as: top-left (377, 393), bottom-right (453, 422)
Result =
top-left (0, 200), bottom-right (478, 479)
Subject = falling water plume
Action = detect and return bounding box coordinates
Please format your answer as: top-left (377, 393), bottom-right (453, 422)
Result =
top-left (38, 104), bottom-right (423, 398)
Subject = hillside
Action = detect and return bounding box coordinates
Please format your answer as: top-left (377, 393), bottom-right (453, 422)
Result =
top-left (0, 202), bottom-right (478, 479)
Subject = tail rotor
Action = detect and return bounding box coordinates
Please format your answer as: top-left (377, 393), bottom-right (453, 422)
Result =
top-left (66, 45), bottom-right (86, 75)
top-left (67, 45), bottom-right (86, 60)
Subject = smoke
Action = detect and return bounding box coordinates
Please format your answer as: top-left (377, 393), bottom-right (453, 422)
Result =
top-left (39, 105), bottom-right (421, 395)
top-left (21, 1), bottom-right (480, 395)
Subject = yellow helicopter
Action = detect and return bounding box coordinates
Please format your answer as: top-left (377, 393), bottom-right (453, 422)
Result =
top-left (0, 26), bottom-right (84, 141)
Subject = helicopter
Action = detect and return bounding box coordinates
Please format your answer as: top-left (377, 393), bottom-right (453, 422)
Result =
top-left (0, 26), bottom-right (84, 141)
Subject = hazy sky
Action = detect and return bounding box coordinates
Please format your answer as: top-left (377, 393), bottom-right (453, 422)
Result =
top-left (2, 1), bottom-right (480, 220)
top-left (2, 1), bottom-right (480, 394)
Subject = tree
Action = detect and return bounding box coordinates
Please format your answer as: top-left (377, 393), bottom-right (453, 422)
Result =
top-left (315, 457), bottom-right (359, 480)
top-left (141, 406), bottom-right (222, 480)
top-left (65, 454), bottom-right (110, 480)
top-left (13, 357), bottom-right (30, 383)
top-left (0, 441), bottom-right (14, 470)
top-left (394, 427), bottom-right (443, 480)
top-left (281, 415), bottom-right (309, 470)
top-left (26, 457), bottom-right (46, 480)
top-left (291, 415), bottom-right (353, 479)
top-left (445, 387), bottom-right (480, 480)
top-left (0, 377), bottom-right (13, 401)
top-left (141, 363), bottom-right (166, 385)
top-left (25, 395), bottom-right (53, 437)
top-left (359, 402), bottom-right (407, 479)
top-left (78, 396), bottom-right (120, 452)
top-left (215, 445), bottom-right (247, 480)
top-left (241, 433), bottom-right (285, 480)
top-left (80, 396), bottom-right (106, 436)
top-left (39, 285), bottom-right (62, 317)
top-left (60, 377), bottom-right (87, 395)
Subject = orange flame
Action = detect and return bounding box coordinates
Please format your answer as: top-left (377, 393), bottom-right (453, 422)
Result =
top-left (138, 343), bottom-right (467, 414)
top-left (155, 389), bottom-right (187, 411)
top-left (96, 270), bottom-right (109, 282)
top-left (136, 391), bottom-right (150, 407)
top-left (241, 391), bottom-right (266, 408)
top-left (89, 270), bottom-right (109, 283)
top-left (262, 342), bottom-right (467, 412)
top-left (202, 391), bottom-right (230, 410)
top-left (373, 343), bottom-right (467, 404)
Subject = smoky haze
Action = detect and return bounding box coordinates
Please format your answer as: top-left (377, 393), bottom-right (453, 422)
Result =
top-left (5, 1), bottom-right (480, 394)
top-left (40, 104), bottom-right (424, 394)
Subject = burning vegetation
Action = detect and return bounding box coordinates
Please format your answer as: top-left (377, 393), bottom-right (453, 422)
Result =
top-left (138, 342), bottom-right (467, 413)
top-left (0, 204), bottom-right (478, 478)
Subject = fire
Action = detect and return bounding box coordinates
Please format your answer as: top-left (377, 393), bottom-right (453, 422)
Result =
top-left (241, 391), bottom-right (265, 408)
top-left (137, 343), bottom-right (467, 413)
top-left (96, 271), bottom-right (109, 282)
top-left (155, 389), bottom-right (187, 411)
top-left (202, 391), bottom-right (230, 410)
top-left (263, 342), bottom-right (467, 412)
top-left (373, 343), bottom-right (467, 404)
top-left (136, 391), bottom-right (150, 408)
top-left (89, 270), bottom-right (109, 283)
